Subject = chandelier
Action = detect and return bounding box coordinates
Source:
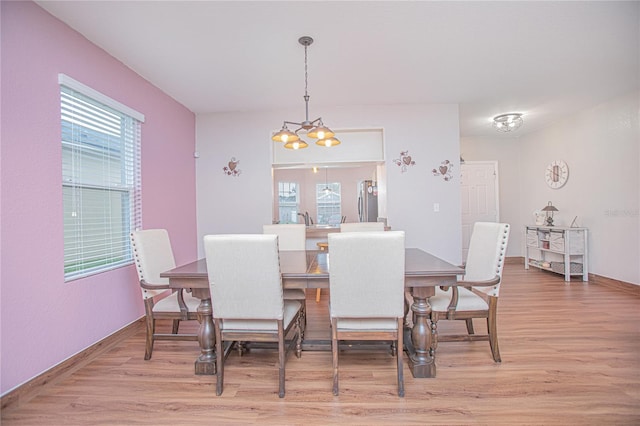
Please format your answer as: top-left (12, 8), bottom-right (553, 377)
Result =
top-left (271, 36), bottom-right (340, 150)
top-left (493, 113), bottom-right (523, 132)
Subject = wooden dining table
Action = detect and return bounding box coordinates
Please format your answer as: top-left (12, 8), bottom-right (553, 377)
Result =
top-left (160, 248), bottom-right (464, 379)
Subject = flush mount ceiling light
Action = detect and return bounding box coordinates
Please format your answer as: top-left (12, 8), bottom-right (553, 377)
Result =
top-left (272, 36), bottom-right (340, 150)
top-left (493, 113), bottom-right (523, 132)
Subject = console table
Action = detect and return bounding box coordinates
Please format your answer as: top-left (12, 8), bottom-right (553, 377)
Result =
top-left (524, 225), bottom-right (588, 281)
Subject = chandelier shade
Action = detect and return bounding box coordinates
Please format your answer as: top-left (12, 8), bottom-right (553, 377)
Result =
top-left (316, 137), bottom-right (341, 147)
top-left (271, 125), bottom-right (299, 143)
top-left (283, 139), bottom-right (308, 150)
top-left (272, 36), bottom-right (340, 149)
top-left (493, 113), bottom-right (523, 132)
top-left (306, 122), bottom-right (334, 139)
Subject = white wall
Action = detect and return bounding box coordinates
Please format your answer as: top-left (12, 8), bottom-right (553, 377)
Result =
top-left (196, 103), bottom-right (462, 264)
top-left (463, 91), bottom-right (640, 285)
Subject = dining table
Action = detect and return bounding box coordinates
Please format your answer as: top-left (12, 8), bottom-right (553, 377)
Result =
top-left (160, 248), bottom-right (464, 379)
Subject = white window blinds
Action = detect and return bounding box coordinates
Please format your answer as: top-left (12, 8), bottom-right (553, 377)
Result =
top-left (60, 75), bottom-right (143, 281)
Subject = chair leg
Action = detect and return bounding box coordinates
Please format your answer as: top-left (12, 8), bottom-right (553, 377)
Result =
top-left (397, 318), bottom-right (405, 397)
top-left (278, 320), bottom-right (286, 398)
top-left (331, 318), bottom-right (339, 396)
top-left (487, 300), bottom-right (501, 363)
top-left (316, 288), bottom-right (321, 303)
top-left (215, 321), bottom-right (224, 396)
top-left (172, 319), bottom-right (180, 334)
top-left (465, 319), bottom-right (475, 335)
top-left (295, 315), bottom-right (302, 358)
top-left (299, 300), bottom-right (307, 339)
top-left (144, 316), bottom-right (155, 360)
top-left (403, 294), bottom-right (411, 328)
top-left (237, 341), bottom-right (247, 357)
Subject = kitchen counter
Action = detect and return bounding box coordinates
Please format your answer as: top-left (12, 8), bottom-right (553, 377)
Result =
top-left (305, 225), bottom-right (341, 238)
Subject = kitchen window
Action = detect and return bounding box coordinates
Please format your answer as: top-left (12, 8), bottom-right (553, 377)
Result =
top-left (316, 183), bottom-right (341, 225)
top-left (60, 74), bottom-right (144, 281)
top-left (277, 181), bottom-right (299, 224)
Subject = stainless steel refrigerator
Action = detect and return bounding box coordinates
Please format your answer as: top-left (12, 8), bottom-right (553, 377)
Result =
top-left (358, 180), bottom-right (378, 222)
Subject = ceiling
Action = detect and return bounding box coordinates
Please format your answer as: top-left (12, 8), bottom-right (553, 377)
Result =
top-left (36, 1), bottom-right (639, 138)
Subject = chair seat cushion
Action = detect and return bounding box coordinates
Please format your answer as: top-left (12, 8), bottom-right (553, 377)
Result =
top-left (283, 288), bottom-right (306, 300)
top-left (429, 287), bottom-right (489, 313)
top-left (153, 291), bottom-right (201, 313)
top-left (221, 300), bottom-right (302, 331)
top-left (335, 317), bottom-right (399, 331)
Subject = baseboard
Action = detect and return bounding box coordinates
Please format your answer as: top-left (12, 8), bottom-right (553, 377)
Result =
top-left (589, 274), bottom-right (640, 296)
top-left (505, 256), bottom-right (524, 265)
top-left (1, 317), bottom-right (144, 413)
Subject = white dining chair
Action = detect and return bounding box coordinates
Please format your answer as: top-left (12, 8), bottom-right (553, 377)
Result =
top-left (263, 224), bottom-right (308, 332)
top-left (204, 234), bottom-right (303, 398)
top-left (427, 222), bottom-right (510, 362)
top-left (130, 229), bottom-right (199, 360)
top-left (328, 230), bottom-right (406, 397)
top-left (315, 221), bottom-right (386, 304)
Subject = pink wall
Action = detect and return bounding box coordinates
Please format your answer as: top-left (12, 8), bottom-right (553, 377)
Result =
top-left (0, 2), bottom-right (197, 394)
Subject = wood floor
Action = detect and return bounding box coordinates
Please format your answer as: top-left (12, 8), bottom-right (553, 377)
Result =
top-left (3, 264), bottom-right (640, 425)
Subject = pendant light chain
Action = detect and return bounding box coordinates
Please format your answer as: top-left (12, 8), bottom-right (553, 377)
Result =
top-left (304, 43), bottom-right (309, 99)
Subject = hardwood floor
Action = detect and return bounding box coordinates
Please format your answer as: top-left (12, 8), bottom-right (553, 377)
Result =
top-left (3, 264), bottom-right (640, 425)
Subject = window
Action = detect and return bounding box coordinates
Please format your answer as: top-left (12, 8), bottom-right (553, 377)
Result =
top-left (60, 75), bottom-right (144, 281)
top-left (277, 182), bottom-right (299, 224)
top-left (316, 183), bottom-right (341, 225)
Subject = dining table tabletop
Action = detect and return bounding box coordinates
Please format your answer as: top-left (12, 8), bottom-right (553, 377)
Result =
top-left (161, 248), bottom-right (464, 378)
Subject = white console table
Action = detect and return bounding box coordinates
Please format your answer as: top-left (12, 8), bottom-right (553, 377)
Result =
top-left (524, 225), bottom-right (588, 282)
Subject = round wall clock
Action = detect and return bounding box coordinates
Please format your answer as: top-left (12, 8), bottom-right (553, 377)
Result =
top-left (545, 160), bottom-right (569, 189)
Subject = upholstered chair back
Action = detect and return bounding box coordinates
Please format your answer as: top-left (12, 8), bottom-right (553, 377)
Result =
top-left (262, 224), bottom-right (306, 251)
top-left (340, 222), bottom-right (385, 233)
top-left (204, 234), bottom-right (284, 320)
top-left (328, 231), bottom-right (405, 318)
top-left (131, 229), bottom-right (176, 299)
top-left (464, 222), bottom-right (510, 297)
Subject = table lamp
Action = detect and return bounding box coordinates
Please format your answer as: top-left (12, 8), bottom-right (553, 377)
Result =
top-left (542, 201), bottom-right (558, 226)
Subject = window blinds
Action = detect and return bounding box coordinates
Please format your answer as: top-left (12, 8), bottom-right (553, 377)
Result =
top-left (60, 76), bottom-right (142, 281)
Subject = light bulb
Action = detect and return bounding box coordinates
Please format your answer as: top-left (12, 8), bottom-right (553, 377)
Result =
top-left (292, 142), bottom-right (300, 150)
top-left (324, 139), bottom-right (331, 147)
top-left (317, 130), bottom-right (325, 139)
top-left (281, 134), bottom-right (288, 143)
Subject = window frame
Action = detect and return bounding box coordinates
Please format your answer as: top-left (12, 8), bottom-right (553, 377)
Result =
top-left (277, 181), bottom-right (300, 224)
top-left (59, 74), bottom-right (144, 281)
top-left (316, 182), bottom-right (342, 225)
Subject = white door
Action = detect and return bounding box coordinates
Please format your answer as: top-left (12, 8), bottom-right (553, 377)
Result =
top-left (460, 162), bottom-right (499, 260)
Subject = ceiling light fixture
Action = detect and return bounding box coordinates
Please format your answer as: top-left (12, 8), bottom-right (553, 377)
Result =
top-left (493, 113), bottom-right (523, 132)
top-left (272, 36), bottom-right (340, 150)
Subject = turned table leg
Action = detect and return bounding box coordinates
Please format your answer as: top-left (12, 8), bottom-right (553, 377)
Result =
top-left (405, 286), bottom-right (436, 378)
top-left (192, 289), bottom-right (216, 375)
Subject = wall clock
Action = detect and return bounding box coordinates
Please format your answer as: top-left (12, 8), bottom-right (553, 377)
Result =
top-left (545, 160), bottom-right (569, 189)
